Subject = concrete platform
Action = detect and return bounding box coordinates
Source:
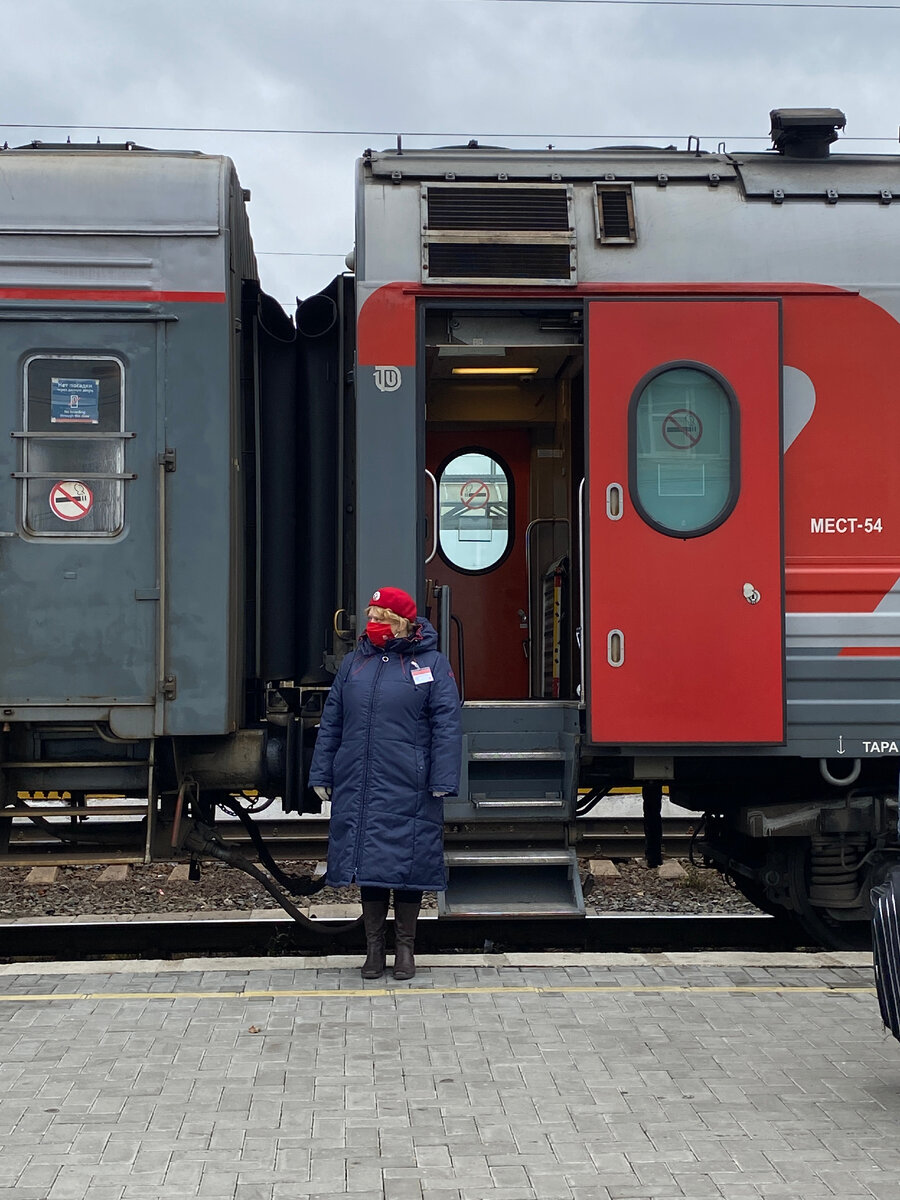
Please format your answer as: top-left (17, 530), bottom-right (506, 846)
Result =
top-left (0, 952), bottom-right (895, 1200)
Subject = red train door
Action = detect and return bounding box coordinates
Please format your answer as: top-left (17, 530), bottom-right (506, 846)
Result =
top-left (427, 429), bottom-right (530, 700)
top-left (586, 298), bottom-right (784, 745)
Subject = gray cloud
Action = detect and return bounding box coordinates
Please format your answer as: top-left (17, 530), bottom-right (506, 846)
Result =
top-left (3, 0), bottom-right (899, 303)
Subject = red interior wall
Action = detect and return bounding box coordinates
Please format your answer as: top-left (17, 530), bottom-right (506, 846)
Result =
top-left (427, 429), bottom-right (531, 700)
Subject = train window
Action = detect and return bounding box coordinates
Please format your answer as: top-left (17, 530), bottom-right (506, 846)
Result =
top-left (438, 450), bottom-right (511, 572)
top-left (629, 364), bottom-right (739, 537)
top-left (22, 355), bottom-right (126, 537)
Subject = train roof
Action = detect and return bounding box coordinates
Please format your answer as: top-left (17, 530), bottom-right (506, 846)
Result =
top-left (0, 145), bottom-right (241, 235)
top-left (363, 144), bottom-right (900, 202)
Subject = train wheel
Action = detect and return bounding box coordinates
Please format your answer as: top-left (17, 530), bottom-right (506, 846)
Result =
top-left (730, 875), bottom-right (808, 943)
top-left (795, 905), bottom-right (871, 951)
top-left (786, 841), bottom-right (872, 951)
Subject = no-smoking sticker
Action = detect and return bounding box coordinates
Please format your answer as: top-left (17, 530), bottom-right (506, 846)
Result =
top-left (460, 479), bottom-right (490, 509)
top-left (49, 480), bottom-right (94, 522)
top-left (662, 409), bottom-right (703, 450)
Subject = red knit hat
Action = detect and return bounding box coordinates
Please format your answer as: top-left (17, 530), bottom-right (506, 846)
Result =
top-left (368, 586), bottom-right (417, 621)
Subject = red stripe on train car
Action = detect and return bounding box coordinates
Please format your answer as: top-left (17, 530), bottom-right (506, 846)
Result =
top-left (356, 280), bottom-right (852, 366)
top-left (0, 288), bottom-right (226, 303)
top-left (838, 647), bottom-right (900, 657)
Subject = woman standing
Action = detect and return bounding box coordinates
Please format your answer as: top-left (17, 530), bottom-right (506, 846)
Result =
top-left (309, 586), bottom-right (462, 980)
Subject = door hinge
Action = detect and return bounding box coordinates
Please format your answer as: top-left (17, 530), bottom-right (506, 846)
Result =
top-left (158, 448), bottom-right (177, 472)
top-left (160, 675), bottom-right (177, 701)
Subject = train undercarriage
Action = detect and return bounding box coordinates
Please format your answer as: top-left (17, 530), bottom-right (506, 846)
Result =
top-left (695, 795), bottom-right (899, 949)
top-left (2, 717), bottom-right (897, 950)
top-left (670, 763), bottom-right (899, 949)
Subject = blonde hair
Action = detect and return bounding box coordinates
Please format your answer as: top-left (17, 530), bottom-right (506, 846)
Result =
top-left (367, 605), bottom-right (412, 638)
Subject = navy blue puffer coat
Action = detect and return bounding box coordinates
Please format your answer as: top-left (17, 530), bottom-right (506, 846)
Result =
top-left (308, 617), bottom-right (462, 891)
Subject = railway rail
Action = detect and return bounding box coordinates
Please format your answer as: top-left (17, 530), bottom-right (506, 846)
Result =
top-left (0, 910), bottom-right (788, 962)
top-left (0, 814), bottom-right (697, 866)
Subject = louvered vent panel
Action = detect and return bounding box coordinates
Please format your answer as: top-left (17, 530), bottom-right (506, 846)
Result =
top-left (600, 191), bottom-right (632, 238)
top-left (426, 187), bottom-right (571, 231)
top-left (594, 183), bottom-right (637, 244)
top-left (422, 183), bottom-right (576, 283)
top-left (428, 242), bottom-right (572, 281)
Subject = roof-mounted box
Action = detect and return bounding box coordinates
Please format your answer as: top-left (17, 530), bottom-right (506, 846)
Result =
top-left (770, 108), bottom-right (847, 159)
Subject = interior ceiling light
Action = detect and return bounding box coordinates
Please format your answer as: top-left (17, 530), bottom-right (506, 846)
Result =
top-left (436, 345), bottom-right (506, 358)
top-left (451, 366), bottom-right (539, 376)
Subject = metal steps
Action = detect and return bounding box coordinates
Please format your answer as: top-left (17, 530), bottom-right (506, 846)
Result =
top-left (439, 847), bottom-right (585, 917)
top-left (441, 701), bottom-right (584, 917)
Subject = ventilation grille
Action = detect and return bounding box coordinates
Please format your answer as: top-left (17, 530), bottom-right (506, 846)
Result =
top-left (422, 183), bottom-right (576, 284)
top-left (427, 242), bottom-right (572, 281)
top-left (594, 183), bottom-right (637, 244)
top-left (426, 186), bottom-right (571, 231)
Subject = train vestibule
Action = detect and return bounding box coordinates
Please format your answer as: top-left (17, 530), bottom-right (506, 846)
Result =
top-left (420, 307), bottom-right (585, 916)
top-left (423, 306), bottom-right (583, 703)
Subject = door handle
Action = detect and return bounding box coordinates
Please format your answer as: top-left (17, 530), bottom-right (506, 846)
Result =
top-left (425, 469), bottom-right (438, 564)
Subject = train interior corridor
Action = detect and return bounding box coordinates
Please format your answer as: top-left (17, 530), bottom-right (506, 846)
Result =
top-left (423, 307), bottom-right (585, 703)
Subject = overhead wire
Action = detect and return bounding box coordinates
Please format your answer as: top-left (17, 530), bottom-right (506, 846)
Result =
top-left (257, 251), bottom-right (347, 257)
top-left (2, 122), bottom-right (897, 142)
top-left (444, 0), bottom-right (900, 9)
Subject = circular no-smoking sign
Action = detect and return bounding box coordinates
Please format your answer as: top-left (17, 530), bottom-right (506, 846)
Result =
top-left (662, 409), bottom-right (703, 450)
top-left (49, 480), bottom-right (94, 522)
top-left (460, 479), bottom-right (490, 509)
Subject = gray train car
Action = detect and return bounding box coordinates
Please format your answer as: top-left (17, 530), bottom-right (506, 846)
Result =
top-left (0, 144), bottom-right (336, 866)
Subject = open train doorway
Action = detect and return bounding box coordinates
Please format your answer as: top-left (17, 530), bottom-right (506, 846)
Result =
top-left (423, 306), bottom-right (584, 702)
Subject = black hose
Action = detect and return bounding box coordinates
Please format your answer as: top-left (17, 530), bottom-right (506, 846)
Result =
top-left (216, 795), bottom-right (327, 896)
top-left (182, 823), bottom-right (359, 934)
top-left (575, 787), bottom-right (609, 816)
top-left (5, 803), bottom-right (141, 845)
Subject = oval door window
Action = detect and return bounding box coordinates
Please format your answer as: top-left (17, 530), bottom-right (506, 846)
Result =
top-left (438, 450), bottom-right (511, 572)
top-left (629, 363), bottom-right (739, 537)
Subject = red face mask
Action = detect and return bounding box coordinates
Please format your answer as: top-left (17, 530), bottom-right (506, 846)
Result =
top-left (366, 620), bottom-right (394, 647)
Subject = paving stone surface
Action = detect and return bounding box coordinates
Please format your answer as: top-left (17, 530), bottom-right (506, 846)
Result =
top-left (0, 955), bottom-right (895, 1199)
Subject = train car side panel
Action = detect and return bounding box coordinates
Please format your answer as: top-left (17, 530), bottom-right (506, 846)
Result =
top-left (0, 317), bottom-right (161, 707)
top-left (354, 283), bottom-right (420, 617)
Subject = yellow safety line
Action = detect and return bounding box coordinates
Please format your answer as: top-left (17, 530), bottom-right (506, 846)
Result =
top-left (0, 983), bottom-right (876, 1002)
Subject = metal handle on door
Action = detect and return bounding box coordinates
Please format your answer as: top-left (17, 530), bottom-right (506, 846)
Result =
top-left (425, 469), bottom-right (438, 564)
top-left (606, 482), bottom-right (623, 520)
top-left (607, 629), bottom-right (625, 667)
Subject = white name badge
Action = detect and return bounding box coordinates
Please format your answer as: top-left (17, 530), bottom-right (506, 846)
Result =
top-left (411, 666), bottom-right (434, 686)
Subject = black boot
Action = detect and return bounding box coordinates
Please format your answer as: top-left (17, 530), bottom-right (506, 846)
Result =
top-left (392, 900), bottom-right (420, 980)
top-left (361, 898), bottom-right (389, 979)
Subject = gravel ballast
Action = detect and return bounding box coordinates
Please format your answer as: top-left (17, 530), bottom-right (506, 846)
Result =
top-left (0, 857), bottom-right (757, 919)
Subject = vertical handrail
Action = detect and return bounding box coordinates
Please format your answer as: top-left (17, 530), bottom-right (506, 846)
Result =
top-left (578, 477), bottom-right (586, 708)
top-left (424, 469), bottom-right (438, 564)
top-left (524, 517), bottom-right (571, 698)
top-left (451, 613), bottom-right (465, 704)
top-left (438, 582), bottom-right (452, 658)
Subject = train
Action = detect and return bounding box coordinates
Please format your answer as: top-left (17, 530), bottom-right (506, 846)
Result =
top-left (2, 106), bottom-right (899, 947)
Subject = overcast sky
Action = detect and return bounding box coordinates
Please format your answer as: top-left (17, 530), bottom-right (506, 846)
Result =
top-left (4, 0), bottom-right (899, 307)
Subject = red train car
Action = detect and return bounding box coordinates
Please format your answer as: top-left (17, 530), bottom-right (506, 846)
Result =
top-left (332, 109), bottom-right (900, 945)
